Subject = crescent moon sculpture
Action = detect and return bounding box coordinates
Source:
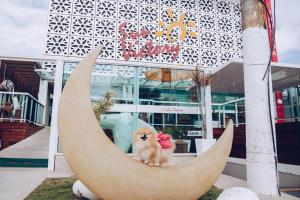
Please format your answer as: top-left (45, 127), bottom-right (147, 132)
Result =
top-left (58, 47), bottom-right (233, 200)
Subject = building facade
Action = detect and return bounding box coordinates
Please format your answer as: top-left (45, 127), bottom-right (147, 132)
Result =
top-left (41, 0), bottom-right (300, 171)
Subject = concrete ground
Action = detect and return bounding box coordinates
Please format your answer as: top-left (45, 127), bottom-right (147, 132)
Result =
top-left (0, 127), bottom-right (50, 159)
top-left (0, 167), bottom-right (72, 200)
top-left (0, 129), bottom-right (298, 200)
top-left (0, 167), bottom-right (298, 200)
top-left (215, 174), bottom-right (300, 200)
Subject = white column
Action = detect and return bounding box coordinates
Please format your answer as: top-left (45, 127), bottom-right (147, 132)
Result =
top-left (48, 60), bottom-right (64, 171)
top-left (195, 84), bottom-right (216, 156)
top-left (38, 80), bottom-right (49, 126)
top-left (242, 0), bottom-right (279, 196)
top-left (205, 84), bottom-right (213, 139)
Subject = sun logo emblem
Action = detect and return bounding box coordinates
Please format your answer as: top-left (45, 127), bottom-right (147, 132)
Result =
top-left (155, 8), bottom-right (197, 42)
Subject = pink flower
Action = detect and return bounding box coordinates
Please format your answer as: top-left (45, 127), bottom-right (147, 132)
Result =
top-left (157, 131), bottom-right (173, 149)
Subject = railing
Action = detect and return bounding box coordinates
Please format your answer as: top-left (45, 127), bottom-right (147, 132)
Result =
top-left (0, 91), bottom-right (44, 125)
top-left (91, 96), bottom-right (243, 128)
top-left (279, 104), bottom-right (300, 122)
top-left (213, 97), bottom-right (245, 128)
top-left (139, 99), bottom-right (201, 107)
top-left (91, 97), bottom-right (202, 107)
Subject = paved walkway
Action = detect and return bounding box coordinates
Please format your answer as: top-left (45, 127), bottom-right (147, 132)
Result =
top-left (215, 174), bottom-right (300, 200)
top-left (0, 167), bottom-right (298, 200)
top-left (0, 127), bottom-right (50, 159)
top-left (0, 167), bottom-right (72, 200)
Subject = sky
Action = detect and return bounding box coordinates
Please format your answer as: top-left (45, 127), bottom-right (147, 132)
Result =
top-left (0, 0), bottom-right (299, 64)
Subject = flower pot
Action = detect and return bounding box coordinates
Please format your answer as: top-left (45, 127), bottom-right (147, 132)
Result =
top-left (174, 140), bottom-right (188, 153)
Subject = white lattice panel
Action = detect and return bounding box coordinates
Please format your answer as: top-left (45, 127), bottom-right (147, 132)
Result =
top-left (46, 0), bottom-right (243, 68)
top-left (69, 36), bottom-right (93, 56)
top-left (94, 18), bottom-right (116, 38)
top-left (93, 38), bottom-right (115, 59)
top-left (96, 0), bottom-right (117, 19)
top-left (48, 14), bottom-right (71, 34)
top-left (73, 0), bottom-right (95, 16)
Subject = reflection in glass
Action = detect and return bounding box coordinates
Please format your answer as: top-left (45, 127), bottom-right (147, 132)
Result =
top-left (139, 67), bottom-right (195, 106)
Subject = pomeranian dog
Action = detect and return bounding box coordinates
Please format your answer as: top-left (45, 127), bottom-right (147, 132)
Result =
top-left (132, 127), bottom-right (175, 166)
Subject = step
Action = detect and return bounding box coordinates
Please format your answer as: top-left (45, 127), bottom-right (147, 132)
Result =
top-left (0, 158), bottom-right (48, 168)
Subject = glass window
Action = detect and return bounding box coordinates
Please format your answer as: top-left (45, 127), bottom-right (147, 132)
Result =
top-left (60, 63), bottom-right (205, 154)
top-left (63, 63), bottom-right (135, 104)
top-left (138, 67), bottom-right (195, 106)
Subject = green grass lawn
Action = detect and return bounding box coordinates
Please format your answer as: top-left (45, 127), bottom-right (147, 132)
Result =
top-left (25, 177), bottom-right (222, 200)
top-left (24, 177), bottom-right (77, 200)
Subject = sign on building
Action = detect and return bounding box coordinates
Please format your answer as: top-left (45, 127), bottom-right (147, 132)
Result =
top-left (46, 0), bottom-right (243, 69)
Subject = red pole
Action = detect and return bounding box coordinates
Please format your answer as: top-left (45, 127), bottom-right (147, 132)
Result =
top-left (265, 0), bottom-right (278, 62)
top-left (265, 0), bottom-right (285, 123)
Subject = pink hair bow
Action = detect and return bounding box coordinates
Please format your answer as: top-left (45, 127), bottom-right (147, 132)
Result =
top-left (157, 131), bottom-right (173, 149)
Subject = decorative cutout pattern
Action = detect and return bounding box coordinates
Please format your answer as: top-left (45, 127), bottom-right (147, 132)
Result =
top-left (46, 0), bottom-right (243, 69)
top-left (235, 35), bottom-right (243, 51)
top-left (217, 0), bottom-right (231, 16)
top-left (181, 47), bottom-right (199, 65)
top-left (201, 49), bottom-right (218, 67)
top-left (218, 16), bottom-right (233, 33)
top-left (219, 34), bottom-right (234, 50)
top-left (48, 14), bottom-right (71, 34)
top-left (139, 23), bottom-right (160, 43)
top-left (140, 0), bottom-right (159, 6)
top-left (200, 32), bottom-right (217, 49)
top-left (73, 0), bottom-right (95, 16)
top-left (94, 38), bottom-right (115, 59)
top-left (232, 2), bottom-right (241, 18)
top-left (118, 2), bottom-right (138, 21)
top-left (140, 5), bottom-right (159, 23)
top-left (116, 40), bottom-right (139, 61)
top-left (220, 51), bottom-right (234, 65)
top-left (161, 50), bottom-right (180, 64)
top-left (182, 11), bottom-right (198, 29)
top-left (96, 0), bottom-right (117, 19)
top-left (198, 0), bottom-right (214, 14)
top-left (199, 14), bottom-right (216, 31)
top-left (139, 42), bottom-right (160, 63)
top-left (160, 8), bottom-right (178, 24)
top-left (117, 21), bottom-right (138, 39)
top-left (234, 18), bottom-right (242, 34)
top-left (71, 16), bottom-right (94, 36)
top-left (45, 34), bottom-right (69, 55)
top-left (180, 0), bottom-right (197, 11)
top-left (50, 0), bottom-right (73, 14)
top-left (42, 62), bottom-right (57, 71)
top-left (69, 36), bottom-right (93, 56)
top-left (94, 19), bottom-right (116, 38)
top-left (160, 0), bottom-right (178, 8)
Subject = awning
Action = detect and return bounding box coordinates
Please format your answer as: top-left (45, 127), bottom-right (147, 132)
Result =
top-left (211, 60), bottom-right (300, 94)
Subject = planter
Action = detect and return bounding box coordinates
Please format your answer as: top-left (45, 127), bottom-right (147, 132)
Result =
top-left (174, 140), bottom-right (188, 153)
top-left (195, 139), bottom-right (216, 156)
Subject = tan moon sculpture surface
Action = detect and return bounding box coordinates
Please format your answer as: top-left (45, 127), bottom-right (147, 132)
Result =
top-left (58, 47), bottom-right (233, 200)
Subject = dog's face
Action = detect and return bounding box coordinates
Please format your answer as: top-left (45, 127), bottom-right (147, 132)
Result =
top-left (133, 127), bottom-right (156, 144)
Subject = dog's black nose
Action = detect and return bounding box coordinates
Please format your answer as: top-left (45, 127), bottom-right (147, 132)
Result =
top-left (141, 135), bottom-right (148, 140)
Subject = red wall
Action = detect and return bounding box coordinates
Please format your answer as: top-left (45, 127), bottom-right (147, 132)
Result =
top-left (0, 122), bottom-right (43, 150)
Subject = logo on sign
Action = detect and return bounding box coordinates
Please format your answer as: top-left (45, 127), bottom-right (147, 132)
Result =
top-left (118, 9), bottom-right (197, 61)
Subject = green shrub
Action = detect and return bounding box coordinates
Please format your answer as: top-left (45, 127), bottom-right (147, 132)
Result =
top-left (198, 186), bottom-right (223, 200)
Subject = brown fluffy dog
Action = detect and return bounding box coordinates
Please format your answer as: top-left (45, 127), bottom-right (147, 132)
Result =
top-left (132, 127), bottom-right (175, 166)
